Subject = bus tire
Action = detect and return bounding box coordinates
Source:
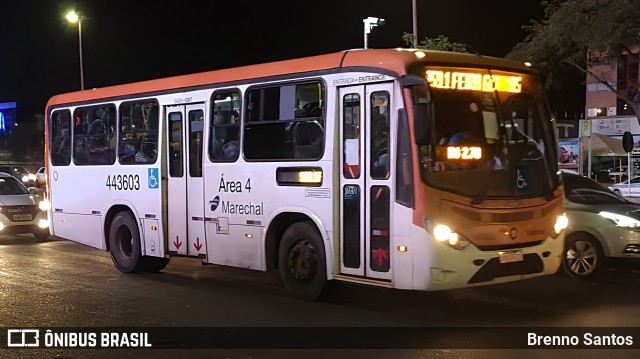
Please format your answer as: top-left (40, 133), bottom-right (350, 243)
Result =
top-left (278, 221), bottom-right (326, 301)
top-left (109, 212), bottom-right (142, 273)
top-left (141, 257), bottom-right (169, 273)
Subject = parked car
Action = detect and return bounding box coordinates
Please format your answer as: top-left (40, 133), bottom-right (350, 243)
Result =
top-left (562, 173), bottom-right (640, 280)
top-left (0, 172), bottom-right (50, 240)
top-left (35, 167), bottom-right (46, 186)
top-left (608, 176), bottom-right (640, 197)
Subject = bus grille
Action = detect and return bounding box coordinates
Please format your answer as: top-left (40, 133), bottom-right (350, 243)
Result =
top-left (467, 254), bottom-right (543, 284)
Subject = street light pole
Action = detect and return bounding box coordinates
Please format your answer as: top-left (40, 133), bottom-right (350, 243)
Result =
top-left (66, 11), bottom-right (85, 90)
top-left (412, 0), bottom-right (418, 48)
top-left (363, 17), bottom-right (386, 49)
top-left (78, 17), bottom-right (84, 90)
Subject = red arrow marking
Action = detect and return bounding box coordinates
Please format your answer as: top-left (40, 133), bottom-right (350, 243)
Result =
top-left (194, 237), bottom-right (203, 251)
top-left (372, 248), bottom-right (389, 267)
top-left (173, 236), bottom-right (182, 250)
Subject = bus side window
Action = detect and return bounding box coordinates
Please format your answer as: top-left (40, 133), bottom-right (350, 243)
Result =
top-left (119, 101), bottom-right (159, 165)
top-left (210, 90), bottom-right (241, 163)
top-left (244, 81), bottom-right (324, 161)
top-left (50, 110), bottom-right (72, 166)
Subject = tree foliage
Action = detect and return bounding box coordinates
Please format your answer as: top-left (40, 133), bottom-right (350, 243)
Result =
top-left (507, 0), bottom-right (640, 121)
top-left (402, 33), bottom-right (469, 53)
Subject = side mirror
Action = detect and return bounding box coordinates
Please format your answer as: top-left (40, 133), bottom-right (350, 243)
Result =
top-left (413, 103), bottom-right (433, 145)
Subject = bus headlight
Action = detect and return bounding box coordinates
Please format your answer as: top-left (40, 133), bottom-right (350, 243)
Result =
top-left (39, 199), bottom-right (51, 211)
top-left (553, 214), bottom-right (568, 236)
top-left (433, 224), bottom-right (452, 241)
top-left (433, 224), bottom-right (470, 250)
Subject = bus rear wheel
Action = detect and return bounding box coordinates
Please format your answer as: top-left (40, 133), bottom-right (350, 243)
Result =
top-left (278, 221), bottom-right (326, 301)
top-left (109, 212), bottom-right (142, 273)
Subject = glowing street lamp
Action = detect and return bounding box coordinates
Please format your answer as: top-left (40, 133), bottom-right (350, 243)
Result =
top-left (65, 11), bottom-right (86, 90)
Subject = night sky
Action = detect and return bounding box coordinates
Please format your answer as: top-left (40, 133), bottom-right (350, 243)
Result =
top-left (1, 1), bottom-right (553, 120)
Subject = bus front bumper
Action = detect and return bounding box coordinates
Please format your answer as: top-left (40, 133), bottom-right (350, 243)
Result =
top-left (415, 233), bottom-right (564, 291)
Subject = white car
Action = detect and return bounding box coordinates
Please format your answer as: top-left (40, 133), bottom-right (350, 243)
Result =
top-left (35, 167), bottom-right (47, 186)
top-left (608, 176), bottom-right (640, 197)
top-left (562, 173), bottom-right (640, 279)
top-left (0, 172), bottom-right (50, 240)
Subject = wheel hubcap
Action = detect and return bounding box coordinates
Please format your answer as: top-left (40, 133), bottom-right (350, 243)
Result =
top-left (288, 240), bottom-right (317, 282)
top-left (566, 240), bottom-right (597, 276)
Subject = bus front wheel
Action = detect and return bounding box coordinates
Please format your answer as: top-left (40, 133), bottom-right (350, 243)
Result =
top-left (278, 221), bottom-right (326, 301)
top-left (109, 212), bottom-right (142, 273)
top-left (142, 257), bottom-right (169, 273)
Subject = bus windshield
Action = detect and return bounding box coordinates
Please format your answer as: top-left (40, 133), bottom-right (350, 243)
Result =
top-left (413, 67), bottom-right (559, 199)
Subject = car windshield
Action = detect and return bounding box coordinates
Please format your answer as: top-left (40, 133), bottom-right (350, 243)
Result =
top-left (563, 174), bottom-right (628, 205)
top-left (0, 177), bottom-right (29, 195)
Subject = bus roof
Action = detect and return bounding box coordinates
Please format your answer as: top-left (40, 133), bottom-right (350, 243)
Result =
top-left (46, 48), bottom-right (535, 108)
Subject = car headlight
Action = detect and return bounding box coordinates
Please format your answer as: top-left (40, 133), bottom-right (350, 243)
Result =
top-left (432, 224), bottom-right (470, 250)
top-left (599, 211), bottom-right (640, 228)
top-left (38, 199), bottom-right (51, 211)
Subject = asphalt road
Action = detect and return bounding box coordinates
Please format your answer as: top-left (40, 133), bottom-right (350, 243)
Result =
top-left (0, 235), bottom-right (639, 359)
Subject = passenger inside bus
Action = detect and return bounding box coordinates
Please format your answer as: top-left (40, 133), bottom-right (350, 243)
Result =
top-left (211, 126), bottom-right (240, 162)
top-left (292, 121), bottom-right (323, 159)
top-left (371, 107), bottom-right (389, 178)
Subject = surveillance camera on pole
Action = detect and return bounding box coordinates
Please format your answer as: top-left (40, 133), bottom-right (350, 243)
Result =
top-left (363, 16), bottom-right (386, 49)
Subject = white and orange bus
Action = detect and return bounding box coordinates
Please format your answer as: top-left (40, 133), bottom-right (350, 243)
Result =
top-left (44, 49), bottom-right (567, 300)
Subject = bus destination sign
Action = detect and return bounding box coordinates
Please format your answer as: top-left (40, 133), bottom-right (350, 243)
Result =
top-left (426, 70), bottom-right (522, 93)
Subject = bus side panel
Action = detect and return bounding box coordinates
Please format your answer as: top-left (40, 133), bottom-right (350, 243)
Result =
top-left (409, 223), bottom-right (434, 290)
top-left (142, 218), bottom-right (161, 256)
top-left (203, 161), bottom-right (265, 270)
top-left (391, 203), bottom-right (414, 289)
top-left (49, 166), bottom-right (106, 249)
top-left (51, 212), bottom-right (104, 250)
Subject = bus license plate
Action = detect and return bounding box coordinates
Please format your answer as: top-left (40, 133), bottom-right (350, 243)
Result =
top-left (498, 250), bottom-right (523, 264)
top-left (14, 214), bottom-right (32, 221)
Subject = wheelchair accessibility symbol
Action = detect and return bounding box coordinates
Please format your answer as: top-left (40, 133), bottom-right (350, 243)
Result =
top-left (148, 168), bottom-right (159, 189)
top-left (516, 169), bottom-right (528, 189)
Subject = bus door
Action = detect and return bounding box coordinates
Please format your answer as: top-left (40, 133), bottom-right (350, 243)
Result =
top-left (338, 83), bottom-right (393, 281)
top-left (165, 103), bottom-right (207, 258)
